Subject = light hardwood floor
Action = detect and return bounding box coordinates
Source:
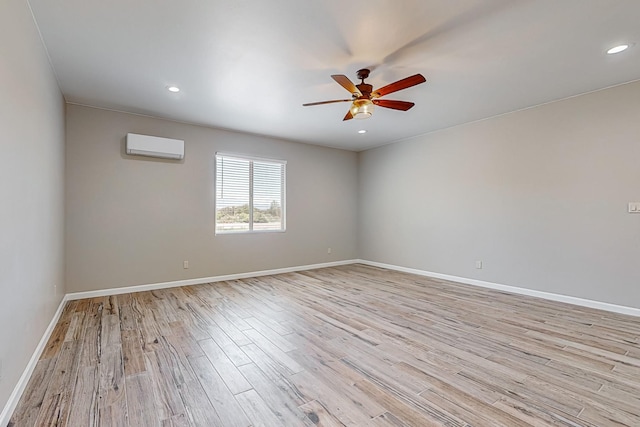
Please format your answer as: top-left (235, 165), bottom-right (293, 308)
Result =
top-left (9, 264), bottom-right (640, 426)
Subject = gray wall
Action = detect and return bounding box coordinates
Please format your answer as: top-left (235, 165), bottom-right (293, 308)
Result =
top-left (3, 1), bottom-right (639, 412)
top-left (359, 80), bottom-right (640, 308)
top-left (65, 105), bottom-right (358, 292)
top-left (0, 0), bottom-right (66, 411)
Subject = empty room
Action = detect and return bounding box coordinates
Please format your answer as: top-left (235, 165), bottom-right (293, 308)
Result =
top-left (2, 0), bottom-right (640, 426)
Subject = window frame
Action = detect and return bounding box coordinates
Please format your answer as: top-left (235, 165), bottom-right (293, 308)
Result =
top-left (214, 152), bottom-right (287, 235)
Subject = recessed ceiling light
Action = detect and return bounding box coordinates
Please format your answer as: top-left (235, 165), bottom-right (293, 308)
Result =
top-left (358, 130), bottom-right (367, 134)
top-left (167, 86), bottom-right (180, 93)
top-left (607, 44), bottom-right (629, 54)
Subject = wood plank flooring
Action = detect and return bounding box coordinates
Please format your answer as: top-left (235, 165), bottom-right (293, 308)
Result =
top-left (9, 264), bottom-right (640, 426)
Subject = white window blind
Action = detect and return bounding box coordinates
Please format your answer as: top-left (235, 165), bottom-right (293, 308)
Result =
top-left (215, 153), bottom-right (286, 234)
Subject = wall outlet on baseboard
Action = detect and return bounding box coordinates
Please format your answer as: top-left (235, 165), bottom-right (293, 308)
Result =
top-left (475, 260), bottom-right (483, 269)
top-left (183, 260), bottom-right (189, 269)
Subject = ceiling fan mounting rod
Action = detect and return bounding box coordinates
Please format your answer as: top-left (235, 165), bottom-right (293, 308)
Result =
top-left (356, 68), bottom-right (370, 83)
top-left (355, 69), bottom-right (373, 98)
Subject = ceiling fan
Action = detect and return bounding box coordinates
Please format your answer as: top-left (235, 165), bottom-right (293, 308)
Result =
top-left (303, 68), bottom-right (426, 121)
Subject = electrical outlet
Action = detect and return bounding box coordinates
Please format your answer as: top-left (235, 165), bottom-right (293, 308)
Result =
top-left (183, 260), bottom-right (189, 269)
top-left (327, 248), bottom-right (332, 254)
top-left (0, 358), bottom-right (3, 382)
top-left (475, 260), bottom-right (483, 269)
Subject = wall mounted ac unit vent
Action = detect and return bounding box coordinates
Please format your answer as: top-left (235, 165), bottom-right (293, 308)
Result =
top-left (126, 133), bottom-right (184, 160)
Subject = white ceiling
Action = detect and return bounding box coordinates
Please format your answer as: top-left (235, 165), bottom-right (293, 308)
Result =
top-left (28, 0), bottom-right (640, 151)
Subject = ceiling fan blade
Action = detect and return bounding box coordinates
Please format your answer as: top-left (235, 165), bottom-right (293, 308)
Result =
top-left (331, 75), bottom-right (362, 96)
top-left (372, 74), bottom-right (426, 98)
top-left (372, 99), bottom-right (415, 111)
top-left (343, 110), bottom-right (354, 121)
top-left (382, 3), bottom-right (510, 66)
top-left (302, 99), bottom-right (352, 107)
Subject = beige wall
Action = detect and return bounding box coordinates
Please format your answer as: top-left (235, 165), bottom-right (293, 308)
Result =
top-left (0, 0), bottom-right (66, 412)
top-left (65, 105), bottom-right (358, 292)
top-left (3, 1), bottom-right (639, 412)
top-left (359, 80), bottom-right (640, 308)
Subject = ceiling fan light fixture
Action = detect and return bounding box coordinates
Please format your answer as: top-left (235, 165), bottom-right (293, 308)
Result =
top-left (351, 99), bottom-right (374, 119)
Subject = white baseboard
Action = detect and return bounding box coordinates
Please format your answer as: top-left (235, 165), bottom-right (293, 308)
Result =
top-left (356, 259), bottom-right (640, 317)
top-left (4, 257), bottom-right (638, 423)
top-left (0, 296), bottom-right (68, 426)
top-left (1, 259), bottom-right (358, 422)
top-left (66, 259), bottom-right (359, 300)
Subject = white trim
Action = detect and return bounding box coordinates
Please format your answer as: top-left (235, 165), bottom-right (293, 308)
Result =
top-left (356, 259), bottom-right (640, 317)
top-left (0, 296), bottom-right (68, 426)
top-left (2, 259), bottom-right (355, 421)
top-left (66, 259), bottom-right (357, 300)
top-left (5, 257), bottom-right (639, 423)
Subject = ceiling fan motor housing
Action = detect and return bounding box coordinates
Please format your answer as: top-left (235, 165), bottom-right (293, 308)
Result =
top-left (356, 69), bottom-right (373, 97)
top-left (356, 83), bottom-right (373, 97)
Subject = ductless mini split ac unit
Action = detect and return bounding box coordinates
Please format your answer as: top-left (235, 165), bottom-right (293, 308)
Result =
top-left (126, 133), bottom-right (185, 160)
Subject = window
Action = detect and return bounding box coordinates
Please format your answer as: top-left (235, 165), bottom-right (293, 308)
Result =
top-left (215, 153), bottom-right (286, 234)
